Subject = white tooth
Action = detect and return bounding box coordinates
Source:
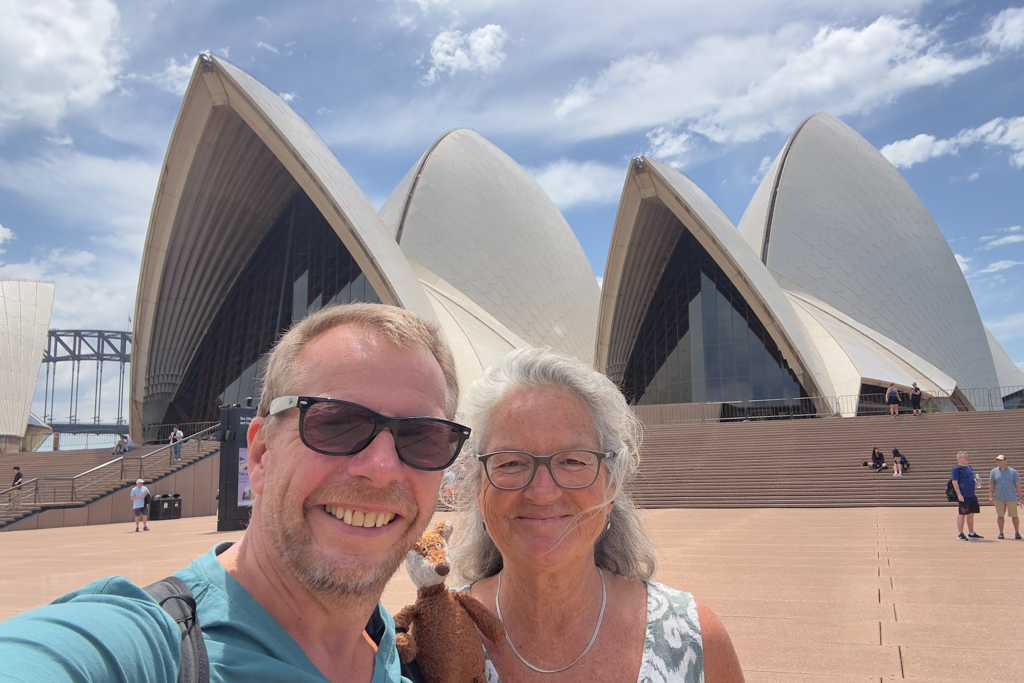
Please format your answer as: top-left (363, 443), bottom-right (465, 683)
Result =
top-left (363, 512), bottom-right (377, 528)
top-left (325, 505), bottom-right (334, 515)
top-left (375, 514), bottom-right (386, 527)
top-left (343, 508), bottom-right (353, 525)
top-left (352, 510), bottom-right (364, 526)
top-left (333, 508), bottom-right (343, 520)
top-left (385, 513), bottom-right (395, 525)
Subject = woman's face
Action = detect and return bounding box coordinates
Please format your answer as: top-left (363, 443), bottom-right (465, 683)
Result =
top-left (477, 385), bottom-right (613, 573)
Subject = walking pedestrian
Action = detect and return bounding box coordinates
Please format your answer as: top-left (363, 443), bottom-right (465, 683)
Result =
top-left (10, 467), bottom-right (23, 508)
top-left (169, 425), bottom-right (183, 461)
top-left (130, 478), bottom-right (150, 532)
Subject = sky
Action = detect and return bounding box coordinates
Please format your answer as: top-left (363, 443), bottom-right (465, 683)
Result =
top-left (1, 0), bottom-right (1023, 419)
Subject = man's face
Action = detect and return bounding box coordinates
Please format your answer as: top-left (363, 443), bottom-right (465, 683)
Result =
top-left (958, 454), bottom-right (970, 466)
top-left (998, 459), bottom-right (1008, 470)
top-left (248, 324), bottom-right (447, 599)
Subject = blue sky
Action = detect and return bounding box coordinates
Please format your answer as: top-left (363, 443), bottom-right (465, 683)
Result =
top-left (1, 0), bottom-right (1022, 390)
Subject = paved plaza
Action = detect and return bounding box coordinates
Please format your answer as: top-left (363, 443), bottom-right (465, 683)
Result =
top-left (1, 507), bottom-right (1021, 682)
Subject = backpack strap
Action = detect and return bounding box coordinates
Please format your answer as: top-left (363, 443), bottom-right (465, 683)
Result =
top-left (144, 576), bottom-right (210, 683)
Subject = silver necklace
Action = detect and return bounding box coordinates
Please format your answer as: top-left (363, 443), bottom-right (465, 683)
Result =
top-left (495, 569), bottom-right (607, 674)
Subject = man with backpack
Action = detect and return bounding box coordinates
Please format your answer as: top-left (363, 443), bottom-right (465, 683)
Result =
top-left (951, 451), bottom-right (983, 541)
top-left (0, 304), bottom-right (459, 682)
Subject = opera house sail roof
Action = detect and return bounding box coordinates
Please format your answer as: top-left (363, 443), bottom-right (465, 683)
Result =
top-left (131, 56), bottom-right (598, 435)
top-left (0, 281), bottom-right (54, 452)
top-left (599, 114), bottom-right (1022, 416)
top-left (134, 56), bottom-right (1019, 434)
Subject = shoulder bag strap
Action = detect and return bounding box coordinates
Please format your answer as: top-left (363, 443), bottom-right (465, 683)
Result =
top-left (144, 576), bottom-right (210, 683)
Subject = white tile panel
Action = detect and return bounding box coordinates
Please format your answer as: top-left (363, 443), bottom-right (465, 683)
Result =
top-left (984, 327), bottom-right (1024, 395)
top-left (0, 281), bottom-right (54, 439)
top-left (756, 113), bottom-right (998, 393)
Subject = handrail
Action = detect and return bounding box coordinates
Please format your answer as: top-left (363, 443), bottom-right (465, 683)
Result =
top-left (0, 477), bottom-right (39, 497)
top-left (72, 455), bottom-right (125, 481)
top-left (138, 424), bottom-right (219, 464)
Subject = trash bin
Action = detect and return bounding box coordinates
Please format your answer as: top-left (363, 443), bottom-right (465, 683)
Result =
top-left (169, 494), bottom-right (182, 519)
top-left (149, 494), bottom-right (173, 521)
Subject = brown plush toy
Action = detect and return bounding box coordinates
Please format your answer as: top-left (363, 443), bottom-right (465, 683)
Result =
top-left (394, 520), bottom-right (504, 683)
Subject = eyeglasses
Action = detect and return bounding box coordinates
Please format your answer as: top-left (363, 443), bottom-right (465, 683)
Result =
top-left (268, 396), bottom-right (470, 471)
top-left (476, 450), bottom-right (614, 491)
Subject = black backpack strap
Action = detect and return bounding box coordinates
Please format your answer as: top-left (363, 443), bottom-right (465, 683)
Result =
top-left (144, 576), bottom-right (210, 683)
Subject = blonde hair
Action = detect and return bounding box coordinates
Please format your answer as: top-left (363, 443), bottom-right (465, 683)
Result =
top-left (258, 303), bottom-right (459, 420)
top-left (451, 347), bottom-right (657, 582)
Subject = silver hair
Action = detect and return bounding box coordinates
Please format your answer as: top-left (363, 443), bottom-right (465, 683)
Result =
top-left (450, 347), bottom-right (657, 583)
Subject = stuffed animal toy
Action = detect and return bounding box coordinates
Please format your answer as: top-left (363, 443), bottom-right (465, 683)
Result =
top-left (394, 520), bottom-right (504, 683)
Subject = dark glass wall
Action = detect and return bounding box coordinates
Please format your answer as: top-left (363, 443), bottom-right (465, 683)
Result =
top-left (163, 191), bottom-right (379, 424)
top-left (621, 227), bottom-right (806, 406)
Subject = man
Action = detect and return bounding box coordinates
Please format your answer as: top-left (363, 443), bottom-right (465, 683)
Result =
top-left (10, 466), bottom-right (22, 508)
top-left (951, 451), bottom-right (983, 541)
top-left (988, 454), bottom-right (1022, 540)
top-left (910, 382), bottom-right (922, 416)
top-left (0, 303), bottom-right (461, 682)
top-left (170, 425), bottom-right (184, 461)
top-left (131, 478), bottom-right (150, 532)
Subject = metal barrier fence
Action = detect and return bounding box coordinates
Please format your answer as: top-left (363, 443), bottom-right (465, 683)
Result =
top-left (142, 421), bottom-right (219, 445)
top-left (635, 385), bottom-right (1024, 423)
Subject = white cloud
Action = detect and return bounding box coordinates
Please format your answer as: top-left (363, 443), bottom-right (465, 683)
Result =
top-left (752, 155), bottom-right (773, 183)
top-left (981, 232), bottom-right (1024, 249)
top-left (279, 92), bottom-right (296, 102)
top-left (552, 16), bottom-right (989, 144)
top-left (423, 24), bottom-right (509, 83)
top-left (646, 126), bottom-right (692, 165)
top-left (967, 171), bottom-right (979, 181)
top-left (0, 150), bottom-right (159, 248)
top-left (0, 223), bottom-right (13, 253)
top-left (988, 312), bottom-right (1024, 341)
top-left (975, 260), bottom-right (1024, 275)
top-left (44, 135), bottom-right (74, 145)
top-left (985, 6), bottom-right (1024, 51)
top-left (122, 56), bottom-right (196, 96)
top-left (257, 41), bottom-right (279, 55)
top-left (881, 116), bottom-right (1024, 169)
top-left (596, 276), bottom-right (603, 290)
top-left (0, 0), bottom-right (125, 132)
top-left (255, 16), bottom-right (271, 27)
top-left (216, 47), bottom-right (230, 59)
top-left (528, 159), bottom-right (623, 209)
top-left (954, 253), bottom-right (971, 273)
top-left (1008, 226), bottom-right (1022, 232)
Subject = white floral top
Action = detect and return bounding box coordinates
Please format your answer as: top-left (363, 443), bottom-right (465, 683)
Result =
top-left (475, 581), bottom-right (704, 683)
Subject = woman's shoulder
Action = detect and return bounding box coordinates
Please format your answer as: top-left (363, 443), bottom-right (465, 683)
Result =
top-left (644, 581), bottom-right (698, 618)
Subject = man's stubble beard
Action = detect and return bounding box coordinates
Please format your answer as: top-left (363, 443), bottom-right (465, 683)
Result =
top-left (261, 453), bottom-right (432, 602)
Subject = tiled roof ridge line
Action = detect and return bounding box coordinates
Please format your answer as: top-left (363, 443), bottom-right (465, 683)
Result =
top-left (761, 113), bottom-right (824, 265)
top-left (394, 128), bottom-right (461, 244)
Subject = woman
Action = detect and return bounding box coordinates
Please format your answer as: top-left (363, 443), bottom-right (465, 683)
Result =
top-left (452, 348), bottom-right (743, 682)
top-left (891, 448), bottom-right (903, 477)
top-left (886, 383), bottom-right (900, 417)
top-left (866, 447), bottom-right (888, 472)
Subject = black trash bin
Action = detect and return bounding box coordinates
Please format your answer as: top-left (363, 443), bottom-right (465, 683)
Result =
top-left (169, 494), bottom-right (182, 519)
top-left (149, 494), bottom-right (173, 521)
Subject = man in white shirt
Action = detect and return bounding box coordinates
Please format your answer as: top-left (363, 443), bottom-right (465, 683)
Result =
top-left (130, 478), bottom-right (150, 532)
top-left (169, 426), bottom-right (184, 461)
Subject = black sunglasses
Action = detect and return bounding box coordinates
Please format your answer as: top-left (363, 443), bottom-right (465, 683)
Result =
top-left (268, 396), bottom-right (470, 471)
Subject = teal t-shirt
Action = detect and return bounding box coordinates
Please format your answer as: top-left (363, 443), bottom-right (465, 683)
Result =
top-left (0, 542), bottom-right (407, 683)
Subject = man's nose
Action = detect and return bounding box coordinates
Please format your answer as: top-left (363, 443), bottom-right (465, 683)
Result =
top-left (344, 428), bottom-right (404, 485)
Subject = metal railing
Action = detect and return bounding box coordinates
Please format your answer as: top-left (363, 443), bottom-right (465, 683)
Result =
top-left (0, 478), bottom-right (40, 509)
top-left (1, 425), bottom-right (220, 509)
top-left (635, 385), bottom-right (1024, 423)
top-left (142, 421), bottom-right (219, 444)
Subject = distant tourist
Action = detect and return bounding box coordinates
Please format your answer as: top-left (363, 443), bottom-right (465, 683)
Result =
top-left (909, 382), bottom-right (923, 416)
top-left (169, 425), bottom-right (184, 461)
top-left (864, 447), bottom-right (888, 471)
top-left (130, 478), bottom-right (150, 532)
top-left (892, 448), bottom-right (906, 477)
top-left (951, 451), bottom-right (983, 541)
top-left (886, 383), bottom-right (900, 417)
top-left (112, 435), bottom-right (128, 455)
top-left (10, 466), bottom-right (22, 508)
top-left (988, 454), bottom-right (1022, 540)
top-left (125, 434), bottom-right (135, 452)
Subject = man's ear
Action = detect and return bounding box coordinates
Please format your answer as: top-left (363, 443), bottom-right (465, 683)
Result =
top-left (247, 417), bottom-right (270, 496)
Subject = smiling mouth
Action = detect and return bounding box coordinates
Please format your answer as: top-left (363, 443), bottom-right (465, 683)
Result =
top-left (324, 505), bottom-right (397, 528)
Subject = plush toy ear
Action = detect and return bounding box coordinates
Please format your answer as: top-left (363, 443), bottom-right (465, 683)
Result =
top-left (439, 519), bottom-right (453, 541)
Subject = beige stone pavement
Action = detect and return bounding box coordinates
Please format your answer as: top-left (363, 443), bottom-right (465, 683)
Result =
top-left (2, 507), bottom-right (1022, 682)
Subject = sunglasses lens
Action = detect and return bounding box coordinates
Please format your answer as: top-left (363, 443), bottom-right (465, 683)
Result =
top-left (394, 419), bottom-right (462, 470)
top-left (302, 401), bottom-right (376, 454)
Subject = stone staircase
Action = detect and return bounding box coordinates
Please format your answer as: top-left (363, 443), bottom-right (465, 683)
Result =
top-left (0, 440), bottom-right (220, 529)
top-left (628, 410), bottom-right (1024, 508)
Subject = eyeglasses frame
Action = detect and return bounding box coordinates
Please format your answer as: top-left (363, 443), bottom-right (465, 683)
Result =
top-left (268, 395), bottom-right (471, 471)
top-left (475, 450), bottom-right (616, 491)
